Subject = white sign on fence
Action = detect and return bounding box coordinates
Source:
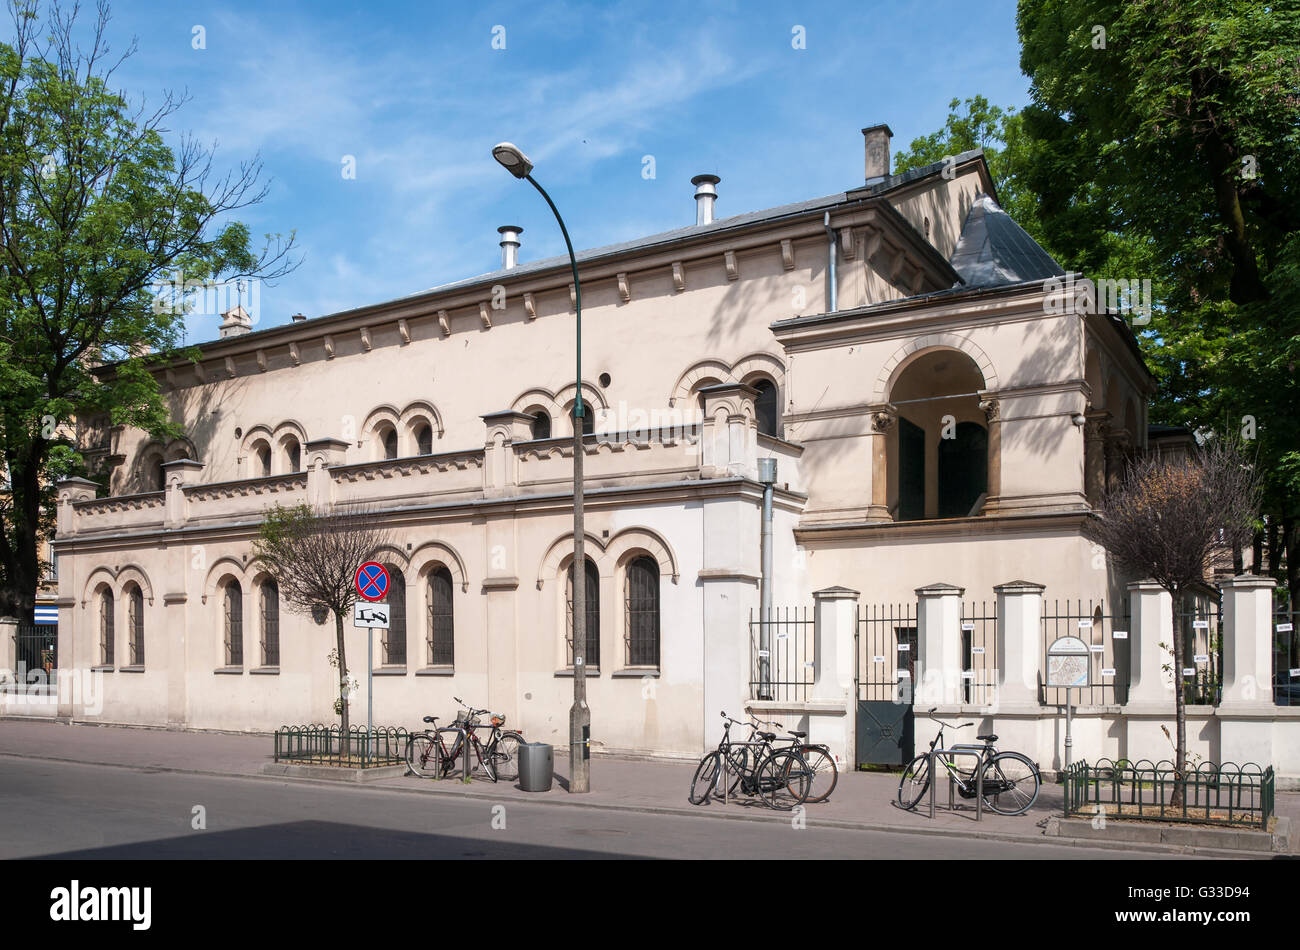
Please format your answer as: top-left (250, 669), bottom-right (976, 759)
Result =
top-left (1112, 631), bottom-right (1128, 640)
top-left (1278, 623), bottom-right (1294, 633)
top-left (1101, 668), bottom-right (1116, 677)
top-left (1194, 654), bottom-right (1210, 663)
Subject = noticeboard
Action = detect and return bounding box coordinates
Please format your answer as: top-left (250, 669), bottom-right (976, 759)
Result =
top-left (1046, 635), bottom-right (1091, 688)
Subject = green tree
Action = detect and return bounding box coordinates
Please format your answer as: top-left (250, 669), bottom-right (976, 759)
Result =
top-left (0, 1), bottom-right (297, 618)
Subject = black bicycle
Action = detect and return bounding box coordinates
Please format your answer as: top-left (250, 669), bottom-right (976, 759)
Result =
top-left (406, 697), bottom-right (524, 782)
top-left (897, 709), bottom-right (1040, 815)
top-left (735, 715), bottom-right (838, 803)
top-left (689, 712), bottom-right (811, 810)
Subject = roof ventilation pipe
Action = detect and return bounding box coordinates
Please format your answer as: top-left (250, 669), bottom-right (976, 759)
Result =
top-left (498, 225), bottom-right (523, 269)
top-left (692, 174), bottom-right (720, 225)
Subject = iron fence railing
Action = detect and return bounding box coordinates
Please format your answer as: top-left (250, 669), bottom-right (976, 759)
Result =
top-left (273, 724), bottom-right (409, 768)
top-left (1040, 599), bottom-right (1131, 706)
top-left (11, 623), bottom-right (57, 688)
top-left (1274, 593), bottom-right (1298, 708)
top-left (1063, 759), bottom-right (1274, 829)
top-left (855, 602), bottom-right (917, 703)
top-left (959, 601), bottom-right (997, 706)
top-left (1176, 594), bottom-right (1221, 706)
top-left (749, 606), bottom-right (814, 702)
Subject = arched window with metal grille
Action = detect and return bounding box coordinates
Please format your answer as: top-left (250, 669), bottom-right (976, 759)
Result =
top-left (752, 378), bottom-right (779, 437)
top-left (260, 580), bottom-right (280, 667)
top-left (98, 588), bottom-right (114, 666)
top-left (426, 567), bottom-right (455, 666)
top-left (125, 583), bottom-right (145, 666)
top-left (566, 558), bottom-right (600, 669)
top-left (384, 566), bottom-right (407, 666)
top-left (223, 580), bottom-right (243, 667)
top-left (624, 556), bottom-right (660, 667)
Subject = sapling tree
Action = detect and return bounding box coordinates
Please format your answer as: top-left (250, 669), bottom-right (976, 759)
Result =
top-left (252, 503), bottom-right (391, 732)
top-left (1088, 438), bottom-right (1260, 793)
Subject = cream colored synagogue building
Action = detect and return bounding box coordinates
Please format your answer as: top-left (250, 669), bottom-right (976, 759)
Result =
top-left (24, 123), bottom-right (1296, 777)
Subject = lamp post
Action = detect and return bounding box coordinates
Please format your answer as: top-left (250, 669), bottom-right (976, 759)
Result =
top-left (492, 142), bottom-right (590, 793)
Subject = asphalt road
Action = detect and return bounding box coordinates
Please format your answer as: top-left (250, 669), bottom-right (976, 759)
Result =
top-left (0, 756), bottom-right (1199, 860)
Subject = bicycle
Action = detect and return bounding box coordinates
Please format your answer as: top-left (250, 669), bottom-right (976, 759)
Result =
top-left (688, 712), bottom-right (811, 810)
top-left (406, 697), bottom-right (524, 783)
top-left (896, 708), bottom-right (1040, 815)
top-left (740, 715), bottom-right (839, 803)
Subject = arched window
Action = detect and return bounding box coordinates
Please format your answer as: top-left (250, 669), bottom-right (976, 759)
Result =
top-left (285, 439), bottom-right (302, 473)
top-left (223, 580), bottom-right (244, 667)
top-left (937, 422), bottom-right (988, 518)
top-left (415, 423), bottom-right (433, 456)
top-left (752, 378), bottom-right (779, 437)
top-left (148, 457), bottom-right (165, 492)
top-left (624, 556), bottom-right (660, 667)
top-left (260, 580), bottom-right (280, 667)
top-left (530, 412), bottom-right (551, 441)
top-left (382, 427), bottom-right (399, 460)
top-left (254, 442), bottom-right (272, 477)
top-left (426, 567), bottom-right (455, 666)
top-left (126, 583), bottom-right (145, 666)
top-left (571, 404), bottom-right (594, 436)
top-left (98, 588), bottom-right (114, 666)
top-left (384, 566), bottom-right (407, 666)
top-left (566, 558), bottom-right (600, 669)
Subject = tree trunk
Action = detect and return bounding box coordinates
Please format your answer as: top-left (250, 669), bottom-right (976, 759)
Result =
top-left (1268, 518), bottom-right (1282, 576)
top-left (1252, 529), bottom-right (1264, 576)
top-left (1232, 543), bottom-right (1243, 574)
top-left (1169, 586), bottom-right (1187, 807)
top-left (1286, 520), bottom-right (1300, 623)
top-left (1202, 126), bottom-right (1266, 304)
top-left (334, 610), bottom-right (349, 734)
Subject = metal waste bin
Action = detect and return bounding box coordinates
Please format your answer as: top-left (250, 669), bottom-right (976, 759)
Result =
top-left (518, 742), bottom-right (554, 792)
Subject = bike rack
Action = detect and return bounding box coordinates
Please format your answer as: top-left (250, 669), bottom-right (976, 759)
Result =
top-left (928, 746), bottom-right (984, 821)
top-left (720, 741), bottom-right (767, 805)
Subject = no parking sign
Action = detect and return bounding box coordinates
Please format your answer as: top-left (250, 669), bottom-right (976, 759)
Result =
top-left (354, 561), bottom-right (390, 602)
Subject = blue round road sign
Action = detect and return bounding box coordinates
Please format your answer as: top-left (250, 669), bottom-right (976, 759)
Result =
top-left (355, 561), bottom-right (390, 602)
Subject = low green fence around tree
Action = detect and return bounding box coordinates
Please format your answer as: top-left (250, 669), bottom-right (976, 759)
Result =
top-left (1063, 758), bottom-right (1274, 829)
top-left (273, 724), bottom-right (408, 768)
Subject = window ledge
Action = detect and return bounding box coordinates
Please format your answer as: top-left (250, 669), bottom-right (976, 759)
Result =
top-left (213, 666), bottom-right (244, 675)
top-left (555, 668), bottom-right (600, 677)
top-left (250, 666), bottom-right (280, 675)
top-left (91, 665), bottom-right (114, 672)
top-left (373, 667), bottom-right (407, 676)
top-left (415, 666), bottom-right (455, 676)
top-left (612, 668), bottom-right (660, 678)
top-left (119, 665), bottom-right (146, 673)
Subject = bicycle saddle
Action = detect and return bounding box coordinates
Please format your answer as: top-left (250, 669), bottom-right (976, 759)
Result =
top-left (422, 716), bottom-right (438, 724)
top-left (759, 731), bottom-right (777, 741)
top-left (788, 731), bottom-right (807, 738)
top-left (977, 733), bottom-right (997, 742)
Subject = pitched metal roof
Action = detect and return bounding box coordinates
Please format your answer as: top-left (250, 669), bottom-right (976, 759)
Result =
top-left (948, 193), bottom-right (1064, 287)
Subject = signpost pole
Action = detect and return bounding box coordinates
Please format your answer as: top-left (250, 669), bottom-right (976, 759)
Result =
top-left (367, 628), bottom-right (374, 736)
top-left (1065, 687), bottom-right (1072, 770)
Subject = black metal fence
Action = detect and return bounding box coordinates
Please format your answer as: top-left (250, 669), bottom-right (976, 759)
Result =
top-left (855, 602), bottom-right (917, 703)
top-left (12, 623), bottom-right (57, 687)
top-left (1274, 592), bottom-right (1298, 707)
top-left (749, 606), bottom-right (814, 702)
top-left (1040, 599), bottom-right (1131, 706)
top-left (1176, 594), bottom-right (1221, 705)
top-left (959, 601), bottom-right (997, 706)
top-left (1063, 759), bottom-right (1274, 829)
top-left (273, 724), bottom-right (409, 768)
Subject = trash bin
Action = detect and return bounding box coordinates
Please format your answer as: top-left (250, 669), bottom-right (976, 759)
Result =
top-left (518, 742), bottom-right (554, 792)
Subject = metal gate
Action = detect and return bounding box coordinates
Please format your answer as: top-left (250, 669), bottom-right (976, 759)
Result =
top-left (14, 622), bottom-right (58, 685)
top-left (854, 603), bottom-right (916, 766)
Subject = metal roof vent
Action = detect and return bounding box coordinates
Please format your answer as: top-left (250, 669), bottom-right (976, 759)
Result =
top-left (498, 225), bottom-right (523, 269)
top-left (692, 174), bottom-right (720, 225)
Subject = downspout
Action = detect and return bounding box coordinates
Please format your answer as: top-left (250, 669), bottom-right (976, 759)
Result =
top-left (824, 211), bottom-right (837, 313)
top-left (758, 457), bottom-right (778, 700)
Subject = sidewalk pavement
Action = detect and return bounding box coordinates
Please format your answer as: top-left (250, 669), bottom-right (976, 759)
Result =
top-left (2, 718), bottom-right (1294, 854)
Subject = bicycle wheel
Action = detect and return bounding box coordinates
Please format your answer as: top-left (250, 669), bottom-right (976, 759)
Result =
top-left (760, 749), bottom-right (809, 810)
top-left (897, 754), bottom-right (931, 810)
top-left (491, 733), bottom-right (523, 782)
top-left (794, 746), bottom-right (839, 803)
top-left (405, 733), bottom-right (439, 777)
top-left (724, 746), bottom-right (752, 796)
top-left (434, 728), bottom-right (464, 777)
top-left (979, 752), bottom-right (1040, 815)
top-left (689, 752), bottom-right (723, 805)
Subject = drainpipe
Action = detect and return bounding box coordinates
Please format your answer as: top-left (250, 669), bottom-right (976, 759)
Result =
top-left (823, 212), bottom-right (837, 312)
top-left (758, 456), bottom-right (778, 701)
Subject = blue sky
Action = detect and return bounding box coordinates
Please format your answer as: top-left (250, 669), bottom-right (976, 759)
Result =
top-left (99, 0), bottom-right (1031, 342)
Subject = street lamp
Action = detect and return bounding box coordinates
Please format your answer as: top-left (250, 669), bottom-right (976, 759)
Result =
top-left (492, 141), bottom-right (590, 793)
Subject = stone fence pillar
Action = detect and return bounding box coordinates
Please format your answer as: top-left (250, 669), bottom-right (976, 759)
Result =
top-left (0, 616), bottom-right (17, 686)
top-left (808, 586), bottom-right (859, 770)
top-left (1220, 574), bottom-right (1277, 708)
top-left (1126, 581), bottom-right (1174, 706)
top-left (915, 583), bottom-right (964, 707)
top-left (994, 580), bottom-right (1044, 708)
